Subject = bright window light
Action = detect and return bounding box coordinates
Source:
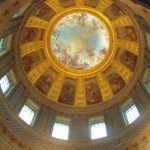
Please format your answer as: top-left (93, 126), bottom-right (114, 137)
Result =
top-left (91, 122), bottom-right (107, 139)
top-left (146, 80), bottom-right (150, 89)
top-left (52, 122), bottom-right (69, 140)
top-left (19, 105), bottom-right (36, 125)
top-left (0, 75), bottom-right (12, 94)
top-left (0, 38), bottom-right (4, 51)
top-left (124, 104), bottom-right (140, 124)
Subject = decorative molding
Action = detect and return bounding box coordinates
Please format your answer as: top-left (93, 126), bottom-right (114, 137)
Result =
top-left (75, 78), bottom-right (86, 106)
top-left (28, 60), bottom-right (50, 84)
top-left (48, 73), bottom-right (65, 102)
top-left (111, 59), bottom-right (133, 83)
top-left (117, 39), bottom-right (139, 55)
top-left (44, 0), bottom-right (64, 13)
top-left (20, 41), bottom-right (44, 57)
top-left (26, 16), bottom-right (49, 29)
top-left (112, 15), bottom-right (133, 28)
top-left (96, 0), bottom-right (113, 12)
top-left (97, 72), bottom-right (114, 101)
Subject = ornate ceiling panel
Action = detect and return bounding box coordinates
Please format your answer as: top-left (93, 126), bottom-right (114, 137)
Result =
top-left (17, 0), bottom-right (141, 107)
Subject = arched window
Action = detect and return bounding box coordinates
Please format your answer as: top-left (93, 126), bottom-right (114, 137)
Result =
top-left (52, 117), bottom-right (70, 140)
top-left (0, 70), bottom-right (16, 95)
top-left (121, 98), bottom-right (140, 125)
top-left (90, 116), bottom-right (107, 140)
top-left (19, 99), bottom-right (39, 126)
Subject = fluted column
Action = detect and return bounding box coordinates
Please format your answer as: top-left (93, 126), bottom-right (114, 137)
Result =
top-left (44, 110), bottom-right (55, 134)
top-left (104, 105), bottom-right (125, 135)
top-left (0, 50), bottom-right (13, 78)
top-left (7, 82), bottom-right (25, 109)
top-left (35, 105), bottom-right (50, 131)
top-left (70, 115), bottom-right (79, 140)
top-left (70, 115), bottom-right (90, 140)
top-left (134, 81), bottom-right (150, 110)
top-left (14, 89), bottom-right (29, 114)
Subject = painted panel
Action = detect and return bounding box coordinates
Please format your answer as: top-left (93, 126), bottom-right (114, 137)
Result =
top-left (85, 78), bottom-right (102, 105)
top-left (104, 4), bottom-right (125, 20)
top-left (21, 28), bottom-right (44, 44)
top-left (58, 78), bottom-right (76, 105)
top-left (105, 67), bottom-right (125, 94)
top-left (116, 26), bottom-right (137, 41)
top-left (60, 0), bottom-right (75, 8)
top-left (35, 68), bottom-right (57, 94)
top-left (34, 4), bottom-right (56, 21)
top-left (115, 49), bottom-right (138, 71)
top-left (22, 49), bottom-right (45, 73)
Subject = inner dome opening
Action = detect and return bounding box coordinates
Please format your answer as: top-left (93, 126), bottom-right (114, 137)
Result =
top-left (50, 12), bottom-right (110, 70)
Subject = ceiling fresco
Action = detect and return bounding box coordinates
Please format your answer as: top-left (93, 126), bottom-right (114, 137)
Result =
top-left (19, 0), bottom-right (140, 107)
top-left (51, 12), bottom-right (109, 70)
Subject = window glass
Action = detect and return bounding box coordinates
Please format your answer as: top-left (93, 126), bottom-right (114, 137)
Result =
top-left (0, 38), bottom-right (4, 51)
top-left (124, 104), bottom-right (140, 124)
top-left (91, 122), bottom-right (107, 139)
top-left (19, 104), bottom-right (37, 125)
top-left (52, 122), bottom-right (69, 140)
top-left (146, 80), bottom-right (150, 89)
top-left (142, 68), bottom-right (150, 93)
top-left (0, 75), bottom-right (12, 94)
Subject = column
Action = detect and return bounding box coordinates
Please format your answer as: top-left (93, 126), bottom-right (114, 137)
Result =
top-left (7, 82), bottom-right (24, 109)
top-left (14, 89), bottom-right (29, 114)
top-left (0, 50), bottom-right (13, 78)
top-left (35, 105), bottom-right (50, 131)
top-left (44, 110), bottom-right (55, 135)
top-left (104, 105), bottom-right (125, 135)
top-left (134, 81), bottom-right (150, 111)
top-left (70, 115), bottom-right (89, 140)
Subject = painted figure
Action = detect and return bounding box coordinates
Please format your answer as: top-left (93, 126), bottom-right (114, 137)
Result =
top-left (110, 73), bottom-right (125, 94)
top-left (123, 51), bottom-right (137, 71)
top-left (59, 81), bottom-right (75, 105)
top-left (36, 74), bottom-right (53, 94)
top-left (86, 81), bottom-right (102, 105)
